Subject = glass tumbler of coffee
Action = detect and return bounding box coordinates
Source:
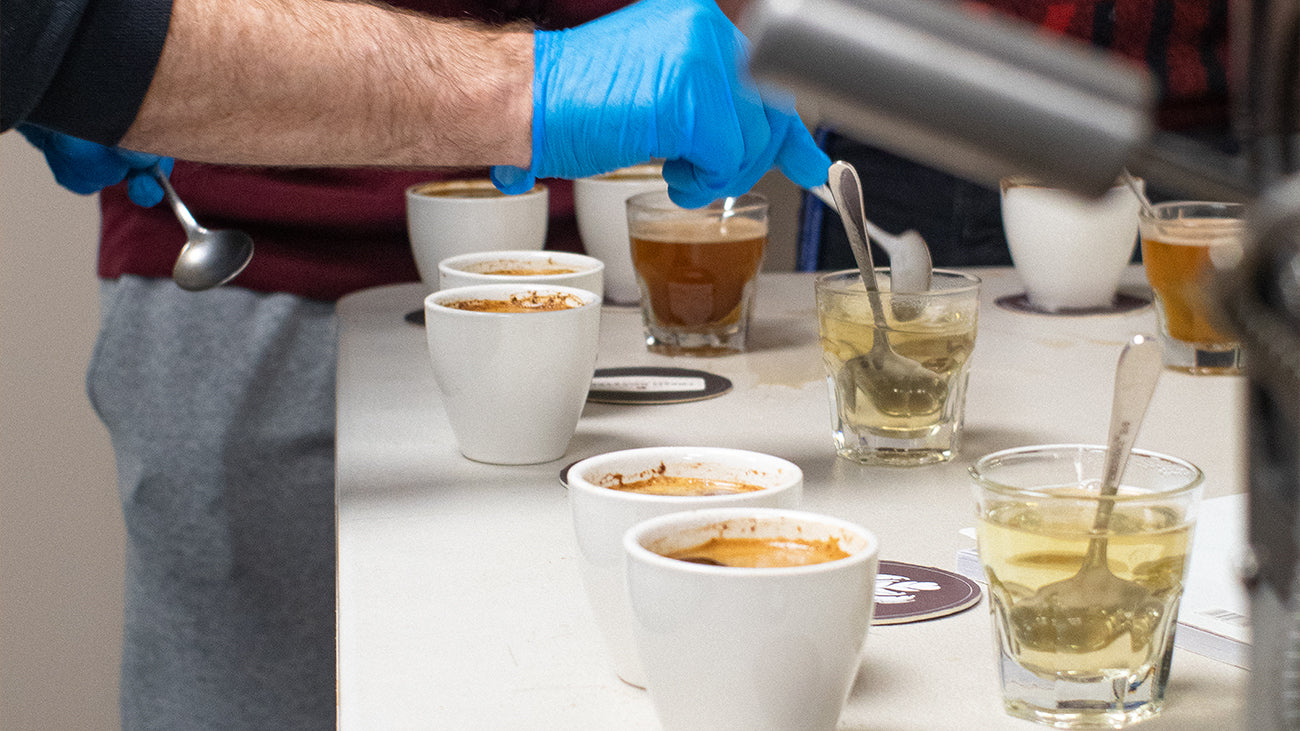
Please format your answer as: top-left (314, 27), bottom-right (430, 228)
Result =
top-left (1138, 201), bottom-right (1245, 374)
top-left (625, 191), bottom-right (768, 356)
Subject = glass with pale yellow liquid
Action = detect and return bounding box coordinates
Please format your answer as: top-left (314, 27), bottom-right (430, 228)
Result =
top-left (970, 444), bottom-right (1204, 728)
top-left (1138, 201), bottom-right (1245, 374)
top-left (815, 269), bottom-right (980, 465)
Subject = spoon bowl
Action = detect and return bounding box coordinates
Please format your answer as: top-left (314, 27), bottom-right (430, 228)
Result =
top-left (808, 181), bottom-right (932, 317)
top-left (152, 165), bottom-right (254, 291)
top-left (173, 229), bottom-right (255, 292)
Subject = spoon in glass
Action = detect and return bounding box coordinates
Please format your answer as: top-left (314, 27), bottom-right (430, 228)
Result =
top-left (1008, 334), bottom-right (1165, 653)
top-left (827, 161), bottom-right (947, 419)
top-left (151, 165), bottom-right (254, 291)
top-left (1121, 169), bottom-right (1156, 218)
top-left (807, 182), bottom-right (932, 300)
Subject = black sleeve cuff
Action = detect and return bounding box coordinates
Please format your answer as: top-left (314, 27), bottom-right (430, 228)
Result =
top-left (27, 0), bottom-right (174, 146)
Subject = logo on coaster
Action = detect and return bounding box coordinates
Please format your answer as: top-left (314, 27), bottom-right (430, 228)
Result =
top-left (872, 561), bottom-right (982, 625)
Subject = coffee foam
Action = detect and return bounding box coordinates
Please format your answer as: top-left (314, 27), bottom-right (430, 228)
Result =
top-left (633, 216), bottom-right (766, 245)
top-left (466, 258), bottom-right (582, 276)
top-left (413, 180), bottom-right (544, 198)
top-left (662, 532), bottom-right (851, 568)
top-left (598, 461), bottom-right (766, 496)
top-left (1145, 216), bottom-right (1244, 247)
top-left (445, 291), bottom-right (584, 313)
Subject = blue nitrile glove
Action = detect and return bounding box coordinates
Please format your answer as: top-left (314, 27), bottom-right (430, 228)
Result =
top-left (17, 124), bottom-right (174, 207)
top-left (490, 0), bottom-right (830, 208)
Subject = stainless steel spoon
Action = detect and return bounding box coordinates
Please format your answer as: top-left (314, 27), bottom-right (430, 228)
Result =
top-left (151, 165), bottom-right (254, 291)
top-left (827, 161), bottom-right (948, 419)
top-left (1121, 169), bottom-right (1156, 218)
top-left (1008, 334), bottom-right (1165, 653)
top-left (808, 182), bottom-right (932, 298)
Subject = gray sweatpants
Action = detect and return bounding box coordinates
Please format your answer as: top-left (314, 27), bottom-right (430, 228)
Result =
top-left (89, 275), bottom-right (337, 730)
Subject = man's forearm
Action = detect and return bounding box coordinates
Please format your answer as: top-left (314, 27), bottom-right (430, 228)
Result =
top-left (119, 0), bottom-right (534, 168)
top-left (19, 0), bottom-right (832, 207)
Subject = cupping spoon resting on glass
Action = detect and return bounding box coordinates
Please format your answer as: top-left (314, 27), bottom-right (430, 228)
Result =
top-left (151, 164), bottom-right (254, 291)
top-left (807, 180), bottom-right (932, 296)
top-left (1008, 334), bottom-right (1166, 653)
top-left (826, 161), bottom-right (947, 418)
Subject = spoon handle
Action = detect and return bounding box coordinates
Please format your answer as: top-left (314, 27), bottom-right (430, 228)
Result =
top-left (150, 164), bottom-right (203, 236)
top-left (813, 174), bottom-right (934, 293)
top-left (827, 161), bottom-right (895, 335)
top-left (1092, 334), bottom-right (1165, 530)
top-left (807, 183), bottom-right (838, 212)
top-left (1082, 334), bottom-right (1163, 568)
top-left (828, 161), bottom-right (877, 283)
top-left (825, 162), bottom-right (933, 338)
top-left (1121, 170), bottom-right (1156, 218)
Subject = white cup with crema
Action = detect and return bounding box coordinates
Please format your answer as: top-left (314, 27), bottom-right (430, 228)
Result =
top-left (407, 179), bottom-right (548, 291)
top-left (625, 507), bottom-right (879, 731)
top-left (423, 283), bottom-right (599, 465)
top-left (565, 447), bottom-right (802, 689)
top-left (438, 250), bottom-right (604, 301)
top-left (574, 163), bottom-right (667, 305)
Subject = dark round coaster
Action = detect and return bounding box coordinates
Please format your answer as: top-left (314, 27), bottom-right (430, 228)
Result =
top-left (872, 560), bottom-right (982, 625)
top-left (995, 292), bottom-right (1150, 316)
top-left (587, 367), bottom-right (732, 405)
top-left (558, 459), bottom-right (580, 488)
top-left (404, 309), bottom-right (425, 326)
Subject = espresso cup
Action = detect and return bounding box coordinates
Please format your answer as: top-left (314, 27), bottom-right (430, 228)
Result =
top-left (424, 283), bottom-right (599, 464)
top-left (625, 507), bottom-right (879, 731)
top-left (566, 447), bottom-right (802, 688)
top-left (1000, 177), bottom-right (1142, 313)
top-left (574, 163), bottom-right (668, 306)
top-left (407, 179), bottom-right (548, 291)
top-left (437, 250), bottom-right (604, 300)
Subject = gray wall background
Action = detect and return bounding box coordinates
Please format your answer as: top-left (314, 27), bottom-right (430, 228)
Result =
top-left (1, 133), bottom-right (124, 729)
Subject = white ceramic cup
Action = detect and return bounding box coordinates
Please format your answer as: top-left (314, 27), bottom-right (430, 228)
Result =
top-left (407, 179), bottom-right (549, 291)
top-left (437, 250), bottom-right (604, 300)
top-left (625, 507), bottom-right (879, 731)
top-left (1000, 177), bottom-right (1142, 312)
top-left (574, 163), bottom-right (667, 305)
top-left (567, 447), bottom-right (802, 688)
top-left (423, 283), bottom-right (599, 465)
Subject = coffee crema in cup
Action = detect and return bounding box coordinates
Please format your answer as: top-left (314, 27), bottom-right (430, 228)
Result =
top-left (594, 164), bottom-right (664, 182)
top-left (660, 531), bottom-right (851, 568)
top-left (598, 462), bottom-right (766, 496)
top-left (445, 292), bottom-right (584, 313)
top-left (412, 180), bottom-right (509, 198)
top-left (467, 259), bottom-right (582, 277)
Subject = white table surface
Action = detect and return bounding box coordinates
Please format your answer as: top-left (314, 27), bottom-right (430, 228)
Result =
top-left (336, 268), bottom-right (1248, 730)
